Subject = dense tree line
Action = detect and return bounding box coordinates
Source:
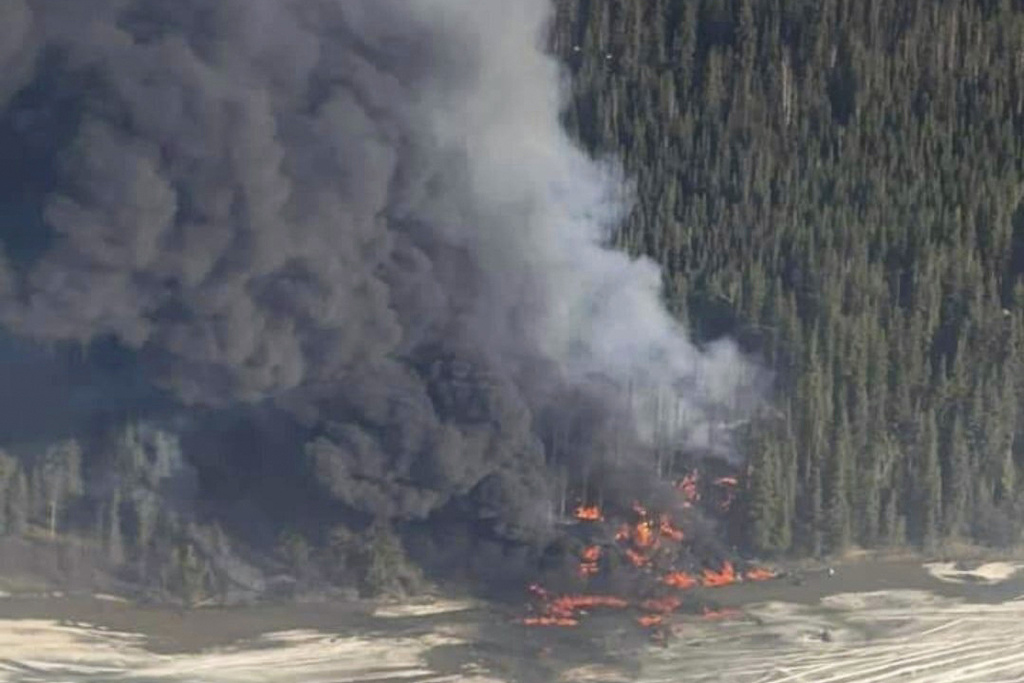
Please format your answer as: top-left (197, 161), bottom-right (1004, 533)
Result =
top-left (4, 2), bottom-right (1024, 599)
top-left (553, 0), bottom-right (1024, 554)
top-left (0, 423), bottom-right (422, 602)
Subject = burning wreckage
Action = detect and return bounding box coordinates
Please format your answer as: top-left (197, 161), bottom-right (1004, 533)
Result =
top-left (519, 467), bottom-right (777, 640)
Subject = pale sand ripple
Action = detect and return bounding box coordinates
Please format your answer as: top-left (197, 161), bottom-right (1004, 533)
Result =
top-left (373, 598), bottom-right (478, 618)
top-left (5, 585), bottom-right (1024, 683)
top-left (637, 590), bottom-right (1024, 682)
top-left (924, 561), bottom-right (1024, 585)
top-left (0, 622), bottom-right (504, 683)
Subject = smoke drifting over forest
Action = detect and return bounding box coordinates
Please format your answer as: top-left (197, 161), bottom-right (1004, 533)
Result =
top-left (0, 0), bottom-right (758, 550)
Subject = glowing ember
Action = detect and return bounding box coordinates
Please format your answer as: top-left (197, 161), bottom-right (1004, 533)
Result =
top-left (547, 594), bottom-right (629, 616)
top-left (641, 595), bottom-right (683, 613)
top-left (658, 514), bottom-right (685, 542)
top-left (662, 571), bottom-right (699, 589)
top-left (614, 501), bottom-right (690, 569)
top-left (625, 548), bottom-right (650, 567)
top-left (574, 504), bottom-right (603, 521)
top-left (743, 567), bottom-right (776, 581)
top-left (521, 468), bottom-right (775, 631)
top-left (578, 545), bottom-right (602, 579)
top-left (524, 584), bottom-right (629, 628)
top-left (634, 520), bottom-right (655, 548)
top-left (676, 471), bottom-right (700, 507)
top-left (701, 561), bottom-right (737, 588)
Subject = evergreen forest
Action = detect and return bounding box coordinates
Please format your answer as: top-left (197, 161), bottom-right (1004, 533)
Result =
top-left (3, 1), bottom-right (1024, 605)
top-left (553, 0), bottom-right (1024, 554)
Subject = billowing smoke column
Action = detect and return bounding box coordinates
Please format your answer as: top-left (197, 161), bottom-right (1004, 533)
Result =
top-left (0, 0), bottom-right (758, 540)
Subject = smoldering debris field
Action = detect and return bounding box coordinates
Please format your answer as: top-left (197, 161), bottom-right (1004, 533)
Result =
top-left (3, 560), bottom-right (1024, 683)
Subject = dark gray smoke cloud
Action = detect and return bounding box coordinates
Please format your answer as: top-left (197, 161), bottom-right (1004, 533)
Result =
top-left (0, 0), bottom-right (759, 535)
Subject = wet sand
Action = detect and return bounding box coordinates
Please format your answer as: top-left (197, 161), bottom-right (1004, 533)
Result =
top-left (696, 557), bottom-right (1024, 609)
top-left (2, 557), bottom-right (1023, 682)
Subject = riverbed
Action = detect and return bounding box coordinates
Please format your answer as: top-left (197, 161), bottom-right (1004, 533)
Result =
top-left (2, 559), bottom-right (1023, 682)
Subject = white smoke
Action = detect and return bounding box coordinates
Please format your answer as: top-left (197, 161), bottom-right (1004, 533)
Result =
top-left (404, 0), bottom-right (762, 451)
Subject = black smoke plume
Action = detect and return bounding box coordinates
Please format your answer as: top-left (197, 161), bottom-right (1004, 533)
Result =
top-left (0, 0), bottom-right (760, 569)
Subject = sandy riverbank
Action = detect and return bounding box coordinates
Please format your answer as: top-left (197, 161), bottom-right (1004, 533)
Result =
top-left (1, 557), bottom-right (1023, 682)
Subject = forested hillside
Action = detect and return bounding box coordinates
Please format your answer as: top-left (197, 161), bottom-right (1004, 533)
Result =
top-left (553, 0), bottom-right (1024, 554)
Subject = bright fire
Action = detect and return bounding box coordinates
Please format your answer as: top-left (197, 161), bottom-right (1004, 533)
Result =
top-left (578, 545), bottom-right (602, 579)
top-left (658, 514), bottom-right (685, 542)
top-left (520, 466), bottom-right (779, 634)
top-left (523, 584), bottom-right (629, 627)
top-left (676, 471), bottom-right (700, 507)
top-left (662, 571), bottom-right (699, 589)
top-left (701, 561), bottom-right (737, 588)
top-left (641, 595), bottom-right (683, 613)
top-left (744, 567), bottom-right (776, 581)
top-left (625, 548), bottom-right (650, 568)
top-left (635, 520), bottom-right (654, 548)
top-left (617, 502), bottom-right (684, 567)
top-left (574, 504), bottom-right (603, 521)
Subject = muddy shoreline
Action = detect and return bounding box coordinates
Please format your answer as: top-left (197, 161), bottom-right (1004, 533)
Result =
top-left (2, 556), bottom-right (1024, 652)
top-left (2, 556), bottom-right (1024, 683)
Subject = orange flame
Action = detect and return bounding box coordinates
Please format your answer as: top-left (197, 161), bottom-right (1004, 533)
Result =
top-left (743, 567), bottom-right (776, 581)
top-left (641, 595), bottom-right (682, 613)
top-left (658, 514), bottom-right (686, 542)
top-left (634, 520), bottom-right (655, 548)
top-left (547, 594), bottom-right (629, 617)
top-left (701, 561), bottom-right (737, 588)
top-left (524, 475), bottom-right (760, 630)
top-left (615, 502), bottom-right (689, 569)
top-left (625, 548), bottom-right (650, 567)
top-left (577, 545), bottom-right (602, 579)
top-left (662, 571), bottom-right (699, 589)
top-left (676, 472), bottom-right (700, 507)
top-left (524, 584), bottom-right (629, 627)
top-left (574, 504), bottom-right (603, 521)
